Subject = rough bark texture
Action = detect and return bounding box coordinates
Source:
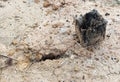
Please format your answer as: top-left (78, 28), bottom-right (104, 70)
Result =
top-left (75, 9), bottom-right (107, 47)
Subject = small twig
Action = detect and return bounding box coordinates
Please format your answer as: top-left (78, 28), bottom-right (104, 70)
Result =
top-left (0, 55), bottom-right (17, 61)
top-left (24, 62), bottom-right (34, 72)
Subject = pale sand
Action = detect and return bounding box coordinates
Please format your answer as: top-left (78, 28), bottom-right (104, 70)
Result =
top-left (0, 0), bottom-right (120, 82)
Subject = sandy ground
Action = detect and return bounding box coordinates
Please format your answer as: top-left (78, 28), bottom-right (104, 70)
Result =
top-left (0, 0), bottom-right (120, 82)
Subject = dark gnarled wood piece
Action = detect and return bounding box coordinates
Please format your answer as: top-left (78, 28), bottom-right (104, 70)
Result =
top-left (75, 9), bottom-right (107, 47)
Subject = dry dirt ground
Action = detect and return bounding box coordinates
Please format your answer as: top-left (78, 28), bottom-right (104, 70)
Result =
top-left (0, 0), bottom-right (120, 82)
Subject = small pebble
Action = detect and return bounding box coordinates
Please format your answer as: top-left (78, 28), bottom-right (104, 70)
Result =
top-left (94, 4), bottom-right (98, 7)
top-left (106, 34), bottom-right (110, 38)
top-left (35, 53), bottom-right (42, 61)
top-left (11, 39), bottom-right (18, 45)
top-left (43, 0), bottom-right (51, 8)
top-left (23, 1), bottom-right (26, 3)
top-left (8, 49), bottom-right (16, 56)
top-left (117, 14), bottom-right (119, 16)
top-left (95, 58), bottom-right (99, 61)
top-left (82, 75), bottom-right (85, 80)
top-left (5, 58), bottom-right (13, 66)
top-left (52, 22), bottom-right (64, 28)
top-left (74, 66), bottom-right (79, 72)
top-left (105, 13), bottom-right (110, 16)
top-left (34, 0), bottom-right (39, 4)
top-left (111, 57), bottom-right (114, 60)
top-left (52, 4), bottom-right (59, 10)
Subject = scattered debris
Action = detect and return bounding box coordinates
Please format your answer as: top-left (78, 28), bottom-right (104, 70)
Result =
top-left (0, 0), bottom-right (120, 81)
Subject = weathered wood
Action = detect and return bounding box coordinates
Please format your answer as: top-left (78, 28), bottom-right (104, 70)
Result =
top-left (75, 9), bottom-right (107, 47)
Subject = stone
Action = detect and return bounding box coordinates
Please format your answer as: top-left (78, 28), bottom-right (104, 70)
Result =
top-left (75, 9), bottom-right (107, 47)
top-left (52, 4), bottom-right (59, 10)
top-left (43, 0), bottom-right (51, 8)
top-left (105, 13), bottom-right (110, 16)
top-left (34, 0), bottom-right (39, 4)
